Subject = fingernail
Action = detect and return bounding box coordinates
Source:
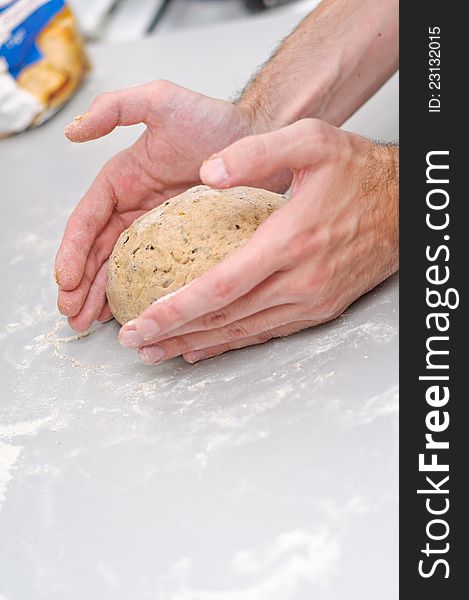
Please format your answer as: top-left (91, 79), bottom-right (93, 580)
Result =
top-left (201, 156), bottom-right (228, 185)
top-left (186, 350), bottom-right (206, 364)
top-left (72, 112), bottom-right (89, 125)
top-left (140, 345), bottom-right (166, 365)
top-left (64, 113), bottom-right (89, 135)
top-left (119, 328), bottom-right (143, 348)
top-left (136, 319), bottom-right (161, 340)
top-left (54, 264), bottom-right (66, 281)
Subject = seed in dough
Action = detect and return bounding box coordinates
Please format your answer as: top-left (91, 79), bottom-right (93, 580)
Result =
top-left (106, 185), bottom-right (288, 325)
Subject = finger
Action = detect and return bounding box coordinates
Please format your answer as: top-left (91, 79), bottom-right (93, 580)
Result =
top-left (64, 80), bottom-right (174, 142)
top-left (183, 320), bottom-right (314, 363)
top-left (57, 246), bottom-right (106, 316)
top-left (54, 147), bottom-right (145, 292)
top-left (138, 270), bottom-right (291, 344)
top-left (67, 261), bottom-right (109, 332)
top-left (119, 210), bottom-right (291, 346)
top-left (56, 211), bottom-right (129, 316)
top-left (137, 303), bottom-right (311, 364)
top-left (200, 119), bottom-right (338, 188)
top-left (55, 165), bottom-right (118, 292)
top-left (97, 303), bottom-right (114, 323)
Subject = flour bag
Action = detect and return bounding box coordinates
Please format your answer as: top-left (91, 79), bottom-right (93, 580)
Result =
top-left (0, 0), bottom-right (89, 137)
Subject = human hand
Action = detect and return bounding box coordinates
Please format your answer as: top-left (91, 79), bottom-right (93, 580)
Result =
top-left (55, 81), bottom-right (278, 331)
top-left (118, 119), bottom-right (399, 364)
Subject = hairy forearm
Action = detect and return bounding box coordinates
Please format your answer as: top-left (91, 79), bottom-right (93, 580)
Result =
top-left (375, 142), bottom-right (399, 279)
top-left (238, 0), bottom-right (398, 129)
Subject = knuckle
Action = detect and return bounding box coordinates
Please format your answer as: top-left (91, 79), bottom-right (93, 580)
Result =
top-left (305, 118), bottom-right (331, 146)
top-left (203, 309), bottom-right (228, 329)
top-left (161, 299), bottom-right (185, 328)
top-left (215, 343), bottom-right (233, 356)
top-left (144, 80), bottom-right (176, 122)
top-left (295, 118), bottom-right (334, 158)
top-left (313, 298), bottom-right (340, 321)
top-left (184, 350), bottom-right (205, 364)
top-left (151, 79), bottom-right (173, 96)
top-left (304, 285), bottom-right (343, 320)
top-left (295, 305), bottom-right (315, 322)
top-left (292, 288), bottom-right (344, 323)
top-left (224, 322), bottom-right (249, 342)
top-left (168, 335), bottom-right (193, 355)
top-left (213, 278), bottom-right (233, 303)
top-left (257, 330), bottom-right (274, 344)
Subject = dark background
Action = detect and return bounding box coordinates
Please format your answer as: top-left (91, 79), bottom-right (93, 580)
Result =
top-left (400, 1), bottom-right (466, 595)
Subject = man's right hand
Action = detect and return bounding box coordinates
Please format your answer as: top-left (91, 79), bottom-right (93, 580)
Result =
top-left (55, 81), bottom-right (273, 332)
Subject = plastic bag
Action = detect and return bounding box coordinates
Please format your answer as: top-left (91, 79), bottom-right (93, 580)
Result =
top-left (0, 0), bottom-right (90, 137)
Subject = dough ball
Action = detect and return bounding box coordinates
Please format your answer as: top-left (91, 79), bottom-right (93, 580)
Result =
top-left (106, 185), bottom-right (287, 325)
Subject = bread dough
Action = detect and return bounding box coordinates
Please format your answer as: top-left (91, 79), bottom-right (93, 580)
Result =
top-left (106, 185), bottom-right (287, 324)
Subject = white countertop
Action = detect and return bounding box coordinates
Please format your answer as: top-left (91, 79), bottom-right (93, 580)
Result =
top-left (0, 9), bottom-right (398, 600)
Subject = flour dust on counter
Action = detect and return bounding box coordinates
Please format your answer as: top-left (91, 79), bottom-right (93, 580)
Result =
top-left (0, 442), bottom-right (21, 512)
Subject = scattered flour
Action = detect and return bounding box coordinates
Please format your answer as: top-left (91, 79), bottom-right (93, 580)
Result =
top-left (19, 319), bottom-right (108, 374)
top-left (171, 528), bottom-right (340, 600)
top-left (293, 319), bottom-right (395, 371)
top-left (341, 385), bottom-right (399, 428)
top-left (0, 408), bottom-right (72, 513)
top-left (2, 304), bottom-right (54, 337)
top-left (0, 414), bottom-right (53, 440)
top-left (0, 442), bottom-right (22, 513)
top-left (167, 493), bottom-right (373, 600)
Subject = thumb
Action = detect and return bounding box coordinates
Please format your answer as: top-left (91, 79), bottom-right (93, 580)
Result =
top-left (199, 118), bottom-right (335, 188)
top-left (64, 80), bottom-right (175, 142)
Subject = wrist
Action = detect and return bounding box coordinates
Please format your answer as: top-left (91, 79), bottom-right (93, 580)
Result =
top-left (235, 46), bottom-right (346, 129)
top-left (235, 97), bottom-right (286, 135)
